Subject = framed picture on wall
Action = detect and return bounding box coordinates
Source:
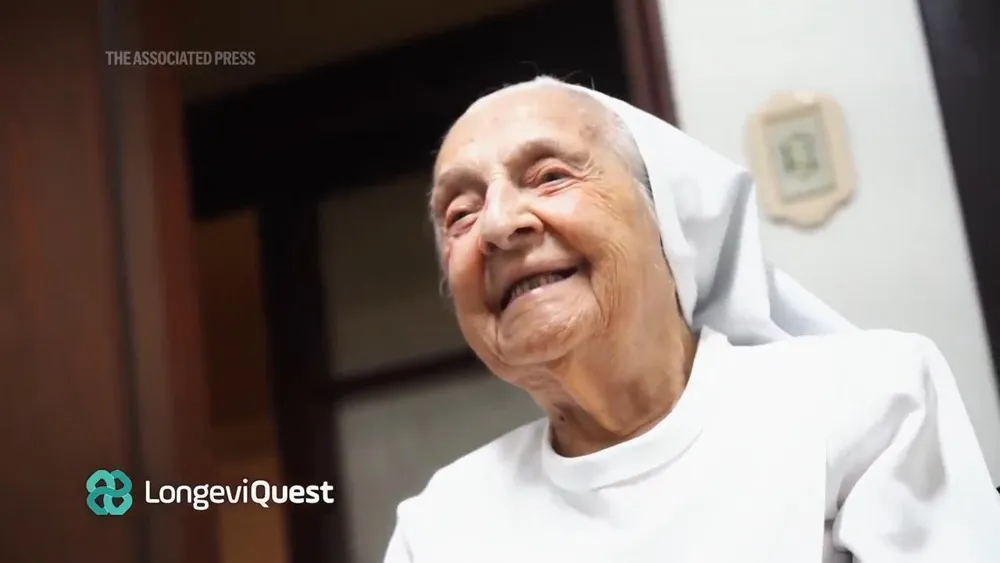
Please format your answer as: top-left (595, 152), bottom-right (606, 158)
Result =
top-left (746, 92), bottom-right (856, 228)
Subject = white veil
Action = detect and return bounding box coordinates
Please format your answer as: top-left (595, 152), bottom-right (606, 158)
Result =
top-left (567, 83), bottom-right (856, 345)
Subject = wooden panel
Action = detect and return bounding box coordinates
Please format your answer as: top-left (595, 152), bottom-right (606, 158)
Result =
top-left (0, 4), bottom-right (138, 562)
top-left (215, 450), bottom-right (289, 563)
top-left (195, 210), bottom-right (272, 425)
top-left (259, 200), bottom-right (345, 563)
top-left (615, 0), bottom-right (677, 122)
top-left (0, 0), bottom-right (220, 561)
top-left (108, 0), bottom-right (221, 560)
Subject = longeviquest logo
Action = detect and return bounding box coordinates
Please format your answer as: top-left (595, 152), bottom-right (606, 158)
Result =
top-left (86, 469), bottom-right (133, 516)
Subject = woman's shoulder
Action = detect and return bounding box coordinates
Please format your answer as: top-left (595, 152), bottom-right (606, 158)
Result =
top-left (719, 329), bottom-right (949, 443)
top-left (396, 417), bottom-right (548, 518)
top-left (739, 329), bottom-right (952, 457)
top-left (751, 327), bottom-right (932, 357)
top-left (735, 328), bottom-right (942, 388)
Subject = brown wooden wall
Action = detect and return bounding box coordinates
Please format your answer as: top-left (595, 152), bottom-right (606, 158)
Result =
top-left (0, 1), bottom-right (219, 562)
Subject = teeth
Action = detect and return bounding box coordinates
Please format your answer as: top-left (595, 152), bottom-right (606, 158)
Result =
top-left (507, 273), bottom-right (563, 304)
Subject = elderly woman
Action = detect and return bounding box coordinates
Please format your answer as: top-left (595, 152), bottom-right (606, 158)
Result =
top-left (383, 77), bottom-right (1000, 562)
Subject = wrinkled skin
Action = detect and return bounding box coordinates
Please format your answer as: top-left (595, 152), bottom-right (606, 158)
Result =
top-left (431, 84), bottom-right (694, 456)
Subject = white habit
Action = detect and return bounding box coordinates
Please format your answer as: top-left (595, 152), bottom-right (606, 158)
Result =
top-left (383, 328), bottom-right (1000, 562)
top-left (386, 80), bottom-right (1000, 562)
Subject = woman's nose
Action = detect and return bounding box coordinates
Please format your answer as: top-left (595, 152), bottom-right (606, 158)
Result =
top-left (478, 188), bottom-right (543, 255)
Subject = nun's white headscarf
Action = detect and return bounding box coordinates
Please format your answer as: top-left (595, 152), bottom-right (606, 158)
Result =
top-left (558, 81), bottom-right (856, 345)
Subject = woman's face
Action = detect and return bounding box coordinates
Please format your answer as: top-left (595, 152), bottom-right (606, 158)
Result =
top-left (431, 86), bottom-right (671, 388)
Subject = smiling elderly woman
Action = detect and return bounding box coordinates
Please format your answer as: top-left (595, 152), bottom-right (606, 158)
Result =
top-left (383, 77), bottom-right (1000, 562)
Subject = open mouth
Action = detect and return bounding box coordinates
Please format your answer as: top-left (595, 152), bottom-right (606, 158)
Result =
top-left (500, 267), bottom-right (579, 311)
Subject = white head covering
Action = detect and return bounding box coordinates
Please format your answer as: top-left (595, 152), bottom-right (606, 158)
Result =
top-left (562, 82), bottom-right (856, 345)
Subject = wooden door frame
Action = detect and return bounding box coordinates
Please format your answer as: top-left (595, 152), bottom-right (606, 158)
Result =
top-left (917, 0), bottom-right (1000, 382)
top-left (0, 0), bottom-right (219, 562)
top-left (185, 0), bottom-right (676, 561)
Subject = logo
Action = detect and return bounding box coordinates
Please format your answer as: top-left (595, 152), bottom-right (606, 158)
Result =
top-left (86, 469), bottom-right (133, 516)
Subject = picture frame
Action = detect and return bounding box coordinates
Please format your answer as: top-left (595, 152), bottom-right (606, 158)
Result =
top-left (746, 91), bottom-right (856, 228)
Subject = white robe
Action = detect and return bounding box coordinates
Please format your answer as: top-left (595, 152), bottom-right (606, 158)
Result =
top-left (382, 329), bottom-right (1000, 562)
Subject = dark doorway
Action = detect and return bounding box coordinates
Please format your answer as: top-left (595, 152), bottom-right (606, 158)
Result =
top-left (918, 0), bottom-right (1000, 382)
top-left (184, 1), bottom-right (675, 561)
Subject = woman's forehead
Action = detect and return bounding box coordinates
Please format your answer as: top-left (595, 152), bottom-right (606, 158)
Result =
top-left (435, 87), bottom-right (608, 173)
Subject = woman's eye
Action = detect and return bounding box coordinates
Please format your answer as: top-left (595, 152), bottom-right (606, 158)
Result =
top-left (446, 209), bottom-right (471, 227)
top-left (539, 171), bottom-right (566, 184)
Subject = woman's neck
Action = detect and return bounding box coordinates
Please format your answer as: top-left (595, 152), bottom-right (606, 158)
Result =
top-left (540, 324), bottom-right (697, 457)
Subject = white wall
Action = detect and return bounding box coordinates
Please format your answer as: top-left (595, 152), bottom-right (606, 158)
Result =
top-left (659, 0), bottom-right (1000, 479)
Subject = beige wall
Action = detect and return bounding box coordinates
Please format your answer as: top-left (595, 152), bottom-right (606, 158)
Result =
top-left (319, 173), bottom-right (466, 377)
top-left (319, 175), bottom-right (541, 563)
